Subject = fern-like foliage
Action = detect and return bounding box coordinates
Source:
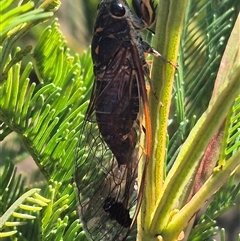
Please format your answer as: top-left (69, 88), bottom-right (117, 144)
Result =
top-left (169, 0), bottom-right (239, 163)
top-left (0, 159), bottom-right (49, 239)
top-left (0, 1), bottom-right (92, 240)
top-left (1, 18), bottom-right (93, 183)
top-left (0, 159), bottom-right (85, 241)
top-left (220, 96), bottom-right (240, 161)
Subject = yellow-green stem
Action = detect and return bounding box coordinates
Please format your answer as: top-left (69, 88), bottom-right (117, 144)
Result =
top-left (142, 0), bottom-right (188, 235)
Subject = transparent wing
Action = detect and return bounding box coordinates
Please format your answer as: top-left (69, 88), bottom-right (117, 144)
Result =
top-left (75, 119), bottom-right (139, 240)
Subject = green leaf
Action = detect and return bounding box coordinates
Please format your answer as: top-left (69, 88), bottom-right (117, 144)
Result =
top-left (0, 0), bottom-right (59, 84)
top-left (0, 160), bottom-right (49, 237)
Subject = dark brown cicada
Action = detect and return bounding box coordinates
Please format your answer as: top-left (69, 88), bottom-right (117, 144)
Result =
top-left (74, 0), bottom-right (173, 240)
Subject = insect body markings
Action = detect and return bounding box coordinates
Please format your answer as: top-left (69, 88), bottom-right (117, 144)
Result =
top-left (74, 0), bottom-right (168, 240)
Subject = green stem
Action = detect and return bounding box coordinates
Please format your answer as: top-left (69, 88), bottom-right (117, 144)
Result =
top-left (142, 0), bottom-right (188, 234)
top-left (162, 149), bottom-right (240, 241)
top-left (150, 67), bottom-right (240, 236)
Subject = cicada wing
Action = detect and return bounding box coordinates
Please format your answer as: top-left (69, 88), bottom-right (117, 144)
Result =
top-left (74, 119), bottom-right (139, 241)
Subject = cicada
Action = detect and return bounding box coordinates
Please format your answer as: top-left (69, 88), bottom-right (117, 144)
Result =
top-left (74, 0), bottom-right (174, 240)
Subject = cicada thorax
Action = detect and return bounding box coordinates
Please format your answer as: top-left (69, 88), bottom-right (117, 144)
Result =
top-left (75, 0), bottom-right (158, 240)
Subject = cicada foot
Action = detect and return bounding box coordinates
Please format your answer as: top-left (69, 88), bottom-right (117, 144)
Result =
top-left (132, 0), bottom-right (157, 27)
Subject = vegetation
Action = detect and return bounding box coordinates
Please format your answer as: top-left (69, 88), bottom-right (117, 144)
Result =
top-left (0, 0), bottom-right (239, 240)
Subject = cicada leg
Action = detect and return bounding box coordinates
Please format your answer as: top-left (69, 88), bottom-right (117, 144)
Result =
top-left (132, 0), bottom-right (157, 27)
top-left (141, 40), bottom-right (178, 69)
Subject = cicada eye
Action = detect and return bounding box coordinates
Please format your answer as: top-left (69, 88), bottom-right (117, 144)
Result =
top-left (110, 3), bottom-right (126, 17)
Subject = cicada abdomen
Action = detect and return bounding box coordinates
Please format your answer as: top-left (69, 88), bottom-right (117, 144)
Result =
top-left (74, 0), bottom-right (161, 240)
